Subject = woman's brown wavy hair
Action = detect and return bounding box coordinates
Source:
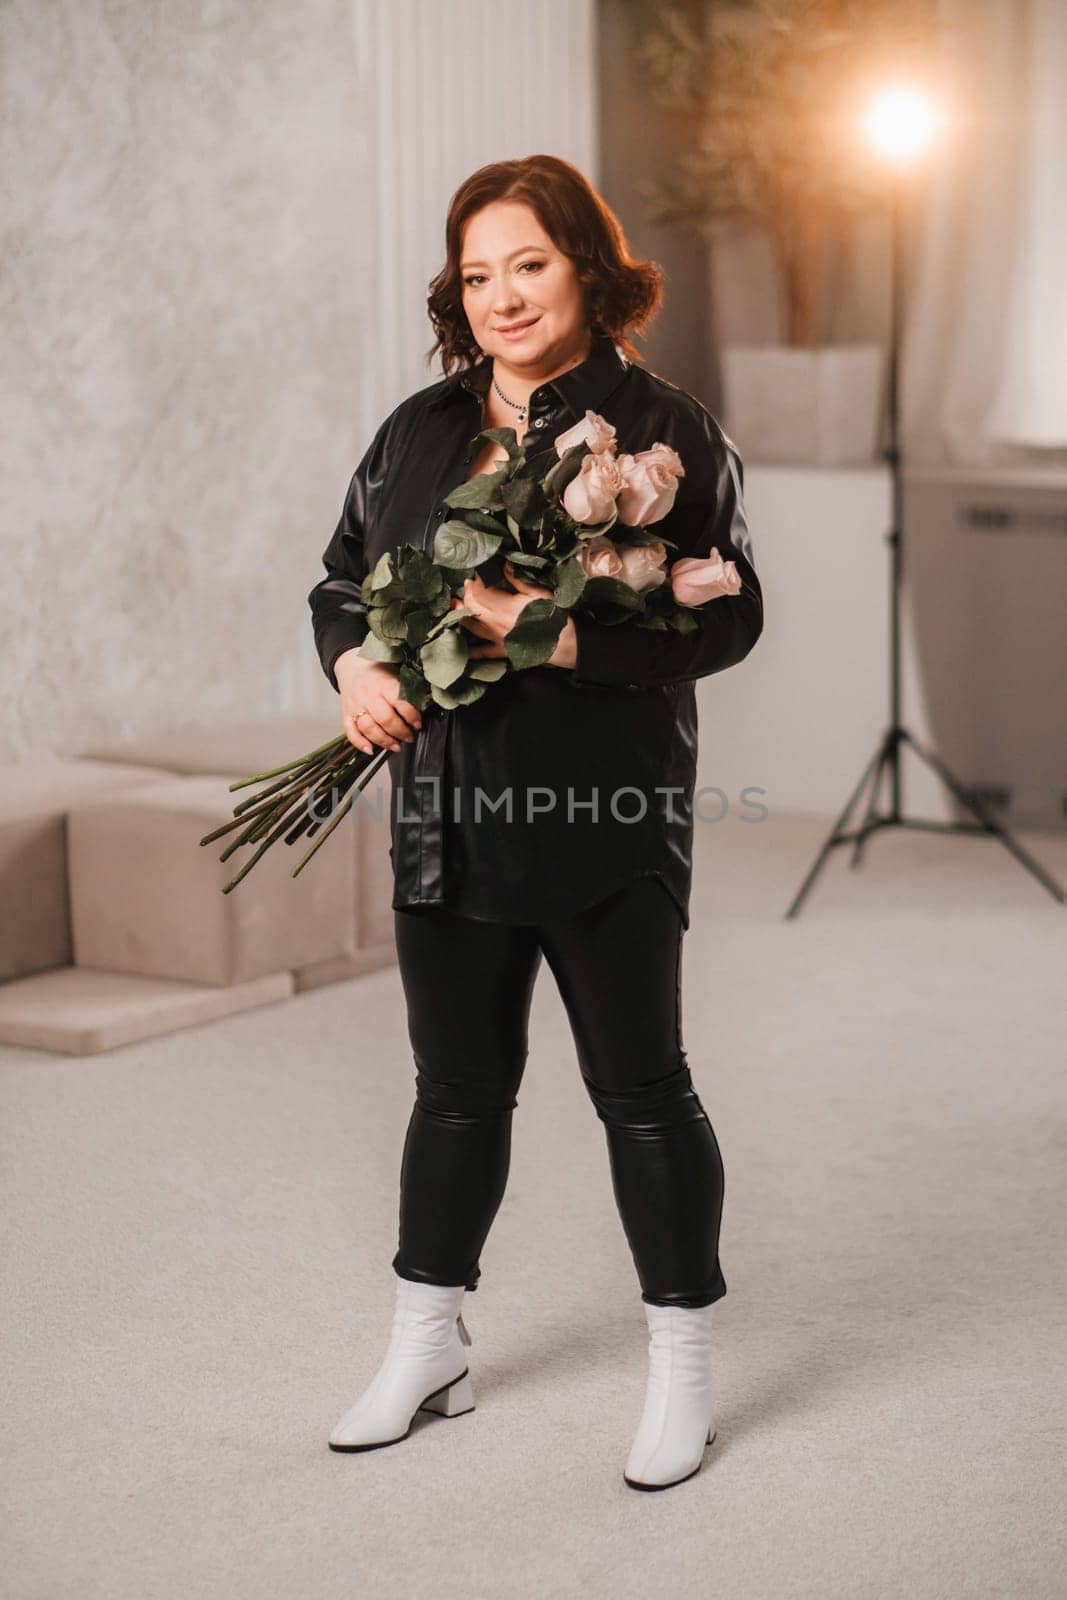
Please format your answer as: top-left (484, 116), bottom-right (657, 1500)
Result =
top-left (426, 154), bottom-right (664, 380)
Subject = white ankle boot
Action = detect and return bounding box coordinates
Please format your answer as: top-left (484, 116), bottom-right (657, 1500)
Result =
top-left (328, 1277), bottom-right (475, 1453)
top-left (623, 1301), bottom-right (717, 1490)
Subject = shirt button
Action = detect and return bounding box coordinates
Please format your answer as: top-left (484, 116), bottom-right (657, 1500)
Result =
top-left (532, 418), bottom-right (546, 429)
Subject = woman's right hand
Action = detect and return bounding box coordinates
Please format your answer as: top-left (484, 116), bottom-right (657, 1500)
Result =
top-left (334, 649), bottom-right (423, 755)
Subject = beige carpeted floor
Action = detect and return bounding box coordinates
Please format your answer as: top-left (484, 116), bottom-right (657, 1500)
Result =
top-left (3, 811), bottom-right (1065, 1600)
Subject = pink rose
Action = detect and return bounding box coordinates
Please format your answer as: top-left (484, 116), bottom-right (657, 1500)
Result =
top-left (554, 408), bottom-right (618, 457)
top-left (562, 449), bottom-right (625, 525)
top-left (670, 549), bottom-right (742, 607)
top-left (575, 535), bottom-right (624, 579)
top-left (616, 539), bottom-right (668, 593)
top-left (616, 443), bottom-right (685, 527)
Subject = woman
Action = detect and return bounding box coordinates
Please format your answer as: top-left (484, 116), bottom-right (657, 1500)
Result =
top-left (308, 155), bottom-right (763, 1491)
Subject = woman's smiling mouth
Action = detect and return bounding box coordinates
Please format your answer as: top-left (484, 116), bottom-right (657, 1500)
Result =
top-left (496, 316), bottom-right (540, 338)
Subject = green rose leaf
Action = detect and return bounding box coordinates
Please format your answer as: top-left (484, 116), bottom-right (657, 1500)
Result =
top-left (433, 521), bottom-right (504, 569)
top-left (358, 632), bottom-right (405, 664)
top-left (503, 598), bottom-right (567, 671)
top-left (516, 444), bottom-right (556, 479)
top-left (402, 606), bottom-right (435, 647)
top-left (501, 475), bottom-right (545, 530)
top-left (399, 556), bottom-right (447, 603)
top-left (377, 600), bottom-right (411, 642)
top-left (569, 509), bottom-right (619, 539)
top-left (423, 606), bottom-right (471, 642)
top-left (462, 509), bottom-right (509, 535)
top-left (368, 550), bottom-right (394, 590)
top-left (397, 665), bottom-right (431, 707)
top-left (421, 625), bottom-right (469, 688)
top-left (552, 555), bottom-right (587, 608)
top-left (541, 441), bottom-right (588, 501)
top-left (430, 678), bottom-right (487, 709)
top-left (468, 657), bottom-right (509, 682)
top-left (445, 468), bottom-right (508, 510)
top-left (504, 550), bottom-right (550, 569)
top-left (580, 575), bottom-right (644, 612)
top-left (473, 425), bottom-right (522, 461)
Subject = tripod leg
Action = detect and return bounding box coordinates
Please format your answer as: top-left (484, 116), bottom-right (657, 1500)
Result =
top-left (849, 746), bottom-right (888, 871)
top-left (900, 731), bottom-right (1067, 904)
top-left (785, 739), bottom-right (887, 919)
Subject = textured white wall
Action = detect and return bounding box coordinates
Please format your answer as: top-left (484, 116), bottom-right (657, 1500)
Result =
top-left (1, 0), bottom-right (369, 759)
top-left (1, 1), bottom-right (598, 753)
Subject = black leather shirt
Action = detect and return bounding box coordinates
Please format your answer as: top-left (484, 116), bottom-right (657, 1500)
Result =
top-left (308, 335), bottom-right (763, 928)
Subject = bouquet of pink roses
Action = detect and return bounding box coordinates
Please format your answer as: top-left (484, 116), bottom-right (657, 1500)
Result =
top-left (200, 409), bottom-right (740, 888)
top-left (359, 407), bottom-right (740, 710)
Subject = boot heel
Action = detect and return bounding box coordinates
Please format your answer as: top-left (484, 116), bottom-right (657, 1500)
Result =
top-left (420, 1370), bottom-right (475, 1418)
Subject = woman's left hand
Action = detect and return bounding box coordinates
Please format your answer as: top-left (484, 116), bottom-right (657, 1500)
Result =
top-left (451, 561), bottom-right (556, 659)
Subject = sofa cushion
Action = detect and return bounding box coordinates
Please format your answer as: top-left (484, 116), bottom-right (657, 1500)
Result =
top-left (68, 774), bottom-right (357, 987)
top-left (0, 965), bottom-right (293, 1055)
top-left (0, 760), bottom-right (177, 983)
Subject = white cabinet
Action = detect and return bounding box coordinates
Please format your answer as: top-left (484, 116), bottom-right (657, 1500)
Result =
top-left (696, 464), bottom-right (952, 825)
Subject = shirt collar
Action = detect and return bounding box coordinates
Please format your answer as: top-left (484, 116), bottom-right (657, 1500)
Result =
top-left (427, 334), bottom-right (630, 419)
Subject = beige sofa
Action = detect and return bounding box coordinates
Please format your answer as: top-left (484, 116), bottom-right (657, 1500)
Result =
top-left (0, 715), bottom-right (396, 1055)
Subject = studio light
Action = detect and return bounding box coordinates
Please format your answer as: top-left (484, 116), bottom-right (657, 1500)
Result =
top-left (863, 84), bottom-right (941, 167)
top-left (786, 82), bottom-right (1064, 916)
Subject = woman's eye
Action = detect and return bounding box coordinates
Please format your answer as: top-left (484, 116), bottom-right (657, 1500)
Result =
top-left (463, 262), bottom-right (544, 287)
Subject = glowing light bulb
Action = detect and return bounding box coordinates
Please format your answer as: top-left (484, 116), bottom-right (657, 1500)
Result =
top-left (863, 84), bottom-right (940, 166)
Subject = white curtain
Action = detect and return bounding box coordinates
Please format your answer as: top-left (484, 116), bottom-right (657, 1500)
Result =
top-left (902, 0), bottom-right (1067, 466)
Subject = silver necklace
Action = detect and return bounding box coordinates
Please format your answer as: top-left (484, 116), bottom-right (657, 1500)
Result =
top-left (492, 372), bottom-right (528, 425)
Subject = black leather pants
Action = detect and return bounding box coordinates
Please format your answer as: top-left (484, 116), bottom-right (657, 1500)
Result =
top-left (390, 873), bottom-right (727, 1308)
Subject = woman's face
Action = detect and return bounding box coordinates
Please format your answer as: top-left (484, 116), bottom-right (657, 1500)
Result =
top-left (459, 199), bottom-right (589, 372)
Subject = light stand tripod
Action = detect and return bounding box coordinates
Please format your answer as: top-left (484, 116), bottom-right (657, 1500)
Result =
top-left (785, 169), bottom-right (1066, 919)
